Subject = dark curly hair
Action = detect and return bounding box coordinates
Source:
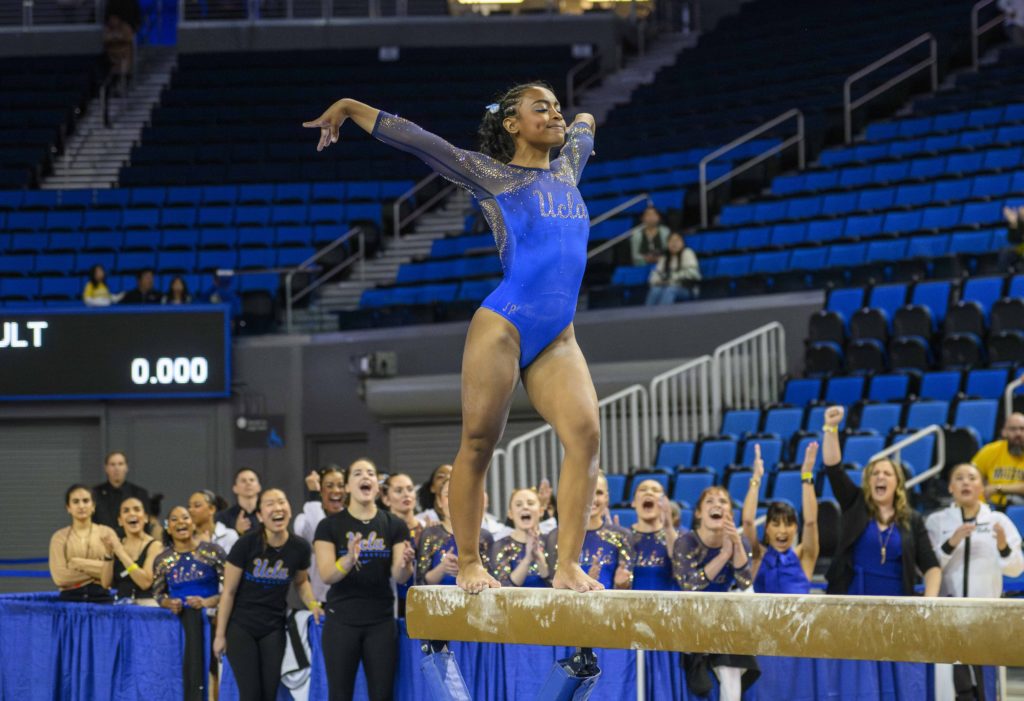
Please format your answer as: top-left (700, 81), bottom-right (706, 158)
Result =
top-left (477, 81), bottom-right (556, 163)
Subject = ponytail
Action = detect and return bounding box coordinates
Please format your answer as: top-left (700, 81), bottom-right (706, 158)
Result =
top-left (477, 81), bottom-right (555, 163)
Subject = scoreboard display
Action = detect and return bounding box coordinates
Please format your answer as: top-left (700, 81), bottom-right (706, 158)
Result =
top-left (0, 306), bottom-right (231, 401)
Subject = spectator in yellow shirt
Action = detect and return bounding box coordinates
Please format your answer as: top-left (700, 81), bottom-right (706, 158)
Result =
top-left (973, 412), bottom-right (1024, 507)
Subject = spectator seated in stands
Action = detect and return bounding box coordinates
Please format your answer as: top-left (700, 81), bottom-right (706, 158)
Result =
top-left (162, 275), bottom-right (193, 305)
top-left (974, 412), bottom-right (1024, 508)
top-left (92, 451), bottom-right (150, 532)
top-left (201, 272), bottom-right (241, 317)
top-left (629, 205), bottom-right (670, 266)
top-left (999, 204), bottom-right (1024, 271)
top-left (120, 268), bottom-right (162, 305)
top-left (83, 264), bottom-right (118, 307)
top-left (645, 231), bottom-right (701, 305)
top-left (49, 484), bottom-right (117, 603)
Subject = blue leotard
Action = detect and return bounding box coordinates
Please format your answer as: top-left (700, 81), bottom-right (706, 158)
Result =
top-left (372, 113), bottom-right (594, 367)
top-left (753, 547), bottom-right (811, 594)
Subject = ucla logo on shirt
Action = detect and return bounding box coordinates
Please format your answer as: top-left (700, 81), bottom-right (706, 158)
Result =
top-left (533, 190), bottom-right (587, 220)
top-left (245, 557), bottom-right (290, 586)
top-left (342, 530), bottom-right (390, 561)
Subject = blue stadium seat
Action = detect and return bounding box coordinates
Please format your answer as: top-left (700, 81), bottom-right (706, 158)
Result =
top-left (83, 210), bottom-right (121, 231)
top-left (741, 438), bottom-right (782, 472)
top-left (162, 229), bottom-right (199, 250)
top-left (964, 368), bottom-right (1011, 399)
top-left (949, 231), bottom-right (993, 255)
top-left (891, 432), bottom-right (935, 475)
top-left (783, 378), bottom-right (821, 406)
top-left (972, 174), bottom-right (1013, 199)
top-left (130, 187), bottom-right (165, 207)
top-left (238, 249), bottom-right (276, 271)
top-left (611, 265), bottom-right (653, 286)
top-left (959, 276), bottom-right (1005, 324)
top-left (824, 376), bottom-right (865, 405)
top-left (605, 474), bottom-right (627, 504)
top-left (918, 371), bottom-right (962, 401)
top-left (0, 277), bottom-right (41, 300)
top-left (863, 283), bottom-right (908, 333)
top-left (122, 208), bottom-right (160, 230)
top-left (961, 201), bottom-right (1004, 226)
top-left (839, 433), bottom-right (888, 466)
top-left (276, 227), bottom-right (310, 248)
top-left (954, 399), bottom-right (998, 444)
top-left (238, 184), bottom-right (274, 205)
top-left (790, 247), bottom-right (828, 271)
top-left (457, 279), bottom-right (499, 301)
top-left (122, 230), bottom-right (161, 251)
top-left (200, 228), bottom-right (237, 249)
top-left (727, 470), bottom-right (757, 504)
top-left (271, 205), bottom-right (307, 227)
top-left (197, 250), bottom-right (238, 272)
top-left (858, 404), bottom-right (902, 437)
top-left (7, 212), bottom-right (45, 232)
top-left (10, 233), bottom-right (47, 253)
top-left (39, 276), bottom-right (81, 300)
top-left (720, 411), bottom-right (760, 440)
top-left (84, 232), bottom-right (124, 253)
top-left (894, 184), bottom-right (934, 208)
top-left (826, 288), bottom-right (865, 328)
top-left (881, 210), bottom-right (922, 235)
top-left (821, 192), bottom-right (858, 216)
top-left (276, 247), bottom-right (317, 268)
top-left (166, 186), bottom-right (202, 207)
top-left (907, 234), bottom-right (950, 258)
top-left (197, 207), bottom-right (234, 228)
top-left (735, 227), bottom-right (771, 250)
top-left (239, 273), bottom-right (280, 294)
top-left (672, 470), bottom-right (714, 505)
top-left (273, 183), bottom-right (310, 204)
top-left (920, 205), bottom-right (961, 230)
top-left (116, 252), bottom-right (157, 274)
top-left (905, 400), bottom-right (950, 429)
top-left (311, 183), bottom-right (346, 203)
top-left (762, 407), bottom-right (803, 442)
top-left (656, 441), bottom-right (696, 468)
top-left (94, 189), bottom-right (130, 208)
top-left (235, 206), bottom-right (271, 227)
top-left (156, 251), bottom-right (196, 273)
top-left (697, 439), bottom-right (738, 477)
top-left (867, 374), bottom-right (910, 402)
top-left (202, 185), bottom-right (238, 205)
top-left (0, 254), bottom-right (33, 275)
top-left (806, 405), bottom-right (847, 432)
top-left (790, 435), bottom-right (822, 471)
top-left (610, 508), bottom-right (638, 528)
top-left (309, 204), bottom-right (345, 226)
top-left (770, 471), bottom-right (804, 508)
top-left (909, 280), bottom-right (952, 327)
top-left (237, 228), bottom-right (275, 248)
top-left (44, 211), bottom-right (82, 232)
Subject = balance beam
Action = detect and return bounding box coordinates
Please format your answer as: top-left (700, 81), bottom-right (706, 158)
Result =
top-left (406, 587), bottom-right (1024, 667)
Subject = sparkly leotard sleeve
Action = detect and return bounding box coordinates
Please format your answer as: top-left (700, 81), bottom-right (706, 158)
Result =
top-left (373, 113), bottom-right (594, 367)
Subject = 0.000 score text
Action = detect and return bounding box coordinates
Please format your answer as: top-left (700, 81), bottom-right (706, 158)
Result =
top-left (131, 357), bottom-right (209, 385)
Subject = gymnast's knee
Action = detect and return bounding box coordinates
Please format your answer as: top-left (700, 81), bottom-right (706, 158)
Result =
top-left (564, 422), bottom-right (600, 469)
top-left (459, 431), bottom-right (501, 469)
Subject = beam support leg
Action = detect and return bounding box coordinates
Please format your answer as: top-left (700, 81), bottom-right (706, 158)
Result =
top-left (536, 647), bottom-right (602, 701)
top-left (420, 641), bottom-right (472, 701)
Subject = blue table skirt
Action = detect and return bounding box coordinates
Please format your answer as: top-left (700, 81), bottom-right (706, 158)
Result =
top-left (2, 594), bottom-right (959, 701)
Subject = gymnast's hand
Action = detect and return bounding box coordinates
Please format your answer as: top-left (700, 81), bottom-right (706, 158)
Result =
top-left (213, 635), bottom-right (226, 659)
top-left (305, 470), bottom-right (321, 493)
top-left (185, 595), bottom-right (206, 610)
top-left (165, 598), bottom-right (184, 615)
top-left (751, 444), bottom-right (764, 483)
top-left (613, 565), bottom-right (632, 589)
top-left (441, 551), bottom-right (460, 576)
top-left (587, 554), bottom-right (603, 581)
top-left (824, 406), bottom-right (844, 428)
top-left (303, 100), bottom-right (348, 152)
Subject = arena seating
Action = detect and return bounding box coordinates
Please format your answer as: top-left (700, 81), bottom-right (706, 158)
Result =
top-left (596, 0), bottom-right (975, 161)
top-left (0, 180), bottom-right (412, 305)
top-left (602, 57), bottom-right (1024, 305)
top-left (119, 47), bottom-right (579, 186)
top-left (0, 55), bottom-right (106, 188)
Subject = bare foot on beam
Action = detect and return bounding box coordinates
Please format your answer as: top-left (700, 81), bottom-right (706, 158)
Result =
top-left (457, 560), bottom-right (500, 594)
top-left (552, 562), bottom-right (604, 592)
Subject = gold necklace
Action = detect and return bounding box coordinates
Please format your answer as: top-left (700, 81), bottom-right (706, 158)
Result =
top-left (878, 521), bottom-right (895, 564)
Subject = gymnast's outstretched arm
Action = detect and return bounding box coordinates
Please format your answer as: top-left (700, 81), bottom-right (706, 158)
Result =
top-left (303, 98), bottom-right (503, 199)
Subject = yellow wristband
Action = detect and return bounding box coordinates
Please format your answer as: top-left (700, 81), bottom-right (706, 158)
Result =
top-left (307, 600), bottom-right (321, 609)
top-left (749, 478), bottom-right (761, 488)
top-left (335, 559), bottom-right (348, 575)
top-left (822, 425), bottom-right (838, 433)
top-left (801, 472), bottom-right (814, 481)
top-left (125, 563), bottom-right (140, 574)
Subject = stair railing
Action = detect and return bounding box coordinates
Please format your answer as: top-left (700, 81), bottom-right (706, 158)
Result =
top-left (699, 109), bottom-right (805, 227)
top-left (392, 172), bottom-right (456, 242)
top-left (711, 321), bottom-right (786, 427)
top-left (566, 54), bottom-right (601, 109)
top-left (284, 226), bottom-right (363, 332)
top-left (843, 33), bottom-right (938, 143)
top-left (876, 424), bottom-right (947, 490)
top-left (649, 355), bottom-right (713, 444)
top-left (584, 193), bottom-right (651, 260)
top-left (971, 0), bottom-right (1006, 70)
top-left (485, 448), bottom-right (511, 517)
top-left (1005, 373), bottom-right (1024, 420)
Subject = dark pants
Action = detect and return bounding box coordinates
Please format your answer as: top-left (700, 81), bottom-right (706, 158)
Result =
top-left (226, 621), bottom-right (286, 701)
top-left (180, 608), bottom-right (207, 701)
top-left (321, 616), bottom-right (397, 701)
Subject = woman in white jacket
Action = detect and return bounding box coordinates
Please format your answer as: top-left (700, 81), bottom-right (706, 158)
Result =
top-left (926, 462), bottom-right (1024, 701)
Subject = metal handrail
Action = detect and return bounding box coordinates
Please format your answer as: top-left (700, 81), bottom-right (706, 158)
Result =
top-left (566, 55), bottom-right (599, 108)
top-left (698, 109), bottom-right (804, 228)
top-left (392, 172), bottom-right (454, 241)
top-left (284, 226), bottom-right (363, 332)
top-left (843, 33), bottom-right (938, 143)
top-left (649, 355), bottom-right (713, 443)
top-left (485, 448), bottom-right (510, 526)
top-left (971, 0), bottom-right (1006, 70)
top-left (871, 424), bottom-right (947, 490)
top-left (710, 322), bottom-right (786, 423)
top-left (1005, 374), bottom-right (1024, 420)
top-left (585, 193), bottom-right (650, 259)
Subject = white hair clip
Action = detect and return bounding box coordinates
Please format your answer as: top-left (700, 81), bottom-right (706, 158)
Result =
top-left (486, 103), bottom-right (500, 114)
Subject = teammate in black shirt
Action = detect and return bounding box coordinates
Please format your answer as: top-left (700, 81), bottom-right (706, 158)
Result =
top-left (314, 459), bottom-right (414, 701)
top-left (214, 488), bottom-right (322, 701)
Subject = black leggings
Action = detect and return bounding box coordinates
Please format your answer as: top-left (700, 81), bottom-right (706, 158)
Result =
top-left (180, 608), bottom-right (207, 701)
top-left (226, 621), bottom-right (286, 701)
top-left (321, 617), bottom-right (397, 701)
